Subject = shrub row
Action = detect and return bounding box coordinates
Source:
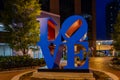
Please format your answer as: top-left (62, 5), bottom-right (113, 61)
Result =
top-left (0, 55), bottom-right (45, 70)
top-left (111, 57), bottom-right (120, 65)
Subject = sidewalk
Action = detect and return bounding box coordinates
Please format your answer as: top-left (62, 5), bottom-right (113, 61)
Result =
top-left (89, 57), bottom-right (120, 80)
top-left (0, 69), bottom-right (35, 80)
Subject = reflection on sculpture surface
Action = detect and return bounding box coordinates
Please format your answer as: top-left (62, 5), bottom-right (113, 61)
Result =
top-left (37, 15), bottom-right (88, 69)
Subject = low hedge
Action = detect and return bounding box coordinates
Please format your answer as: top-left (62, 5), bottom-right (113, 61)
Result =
top-left (111, 57), bottom-right (120, 65)
top-left (0, 55), bottom-right (45, 70)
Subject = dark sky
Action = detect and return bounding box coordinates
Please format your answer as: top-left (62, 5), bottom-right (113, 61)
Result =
top-left (96, 0), bottom-right (112, 40)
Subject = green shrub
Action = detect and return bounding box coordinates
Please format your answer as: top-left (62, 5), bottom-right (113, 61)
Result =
top-left (111, 57), bottom-right (120, 65)
top-left (111, 57), bottom-right (119, 61)
top-left (0, 55), bottom-right (45, 70)
top-left (113, 60), bottom-right (120, 65)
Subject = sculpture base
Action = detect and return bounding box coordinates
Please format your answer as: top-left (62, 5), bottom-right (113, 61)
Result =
top-left (32, 70), bottom-right (95, 80)
top-left (38, 69), bottom-right (90, 73)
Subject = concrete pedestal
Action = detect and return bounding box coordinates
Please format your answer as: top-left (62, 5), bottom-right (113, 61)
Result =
top-left (32, 71), bottom-right (95, 80)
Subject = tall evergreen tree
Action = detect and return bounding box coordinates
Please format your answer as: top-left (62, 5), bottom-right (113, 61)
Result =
top-left (0, 0), bottom-right (41, 54)
top-left (113, 11), bottom-right (120, 50)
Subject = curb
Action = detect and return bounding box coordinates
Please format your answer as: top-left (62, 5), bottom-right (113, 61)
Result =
top-left (11, 70), bottom-right (36, 80)
top-left (109, 63), bottom-right (120, 70)
top-left (11, 69), bottom-right (119, 80)
top-left (90, 68), bottom-right (119, 80)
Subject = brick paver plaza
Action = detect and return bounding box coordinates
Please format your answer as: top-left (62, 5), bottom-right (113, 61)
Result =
top-left (89, 57), bottom-right (120, 80)
top-left (0, 69), bottom-right (34, 80)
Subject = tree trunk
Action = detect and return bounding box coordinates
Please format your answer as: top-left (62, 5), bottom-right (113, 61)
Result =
top-left (22, 48), bottom-right (28, 55)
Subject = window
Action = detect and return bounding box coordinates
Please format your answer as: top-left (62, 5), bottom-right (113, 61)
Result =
top-left (110, 13), bottom-right (113, 16)
top-left (0, 24), bottom-right (5, 32)
top-left (110, 24), bottom-right (113, 26)
top-left (110, 18), bottom-right (113, 20)
top-left (110, 6), bottom-right (113, 9)
top-left (0, 43), bottom-right (12, 56)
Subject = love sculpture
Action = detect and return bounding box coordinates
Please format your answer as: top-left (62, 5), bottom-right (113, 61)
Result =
top-left (37, 15), bottom-right (89, 70)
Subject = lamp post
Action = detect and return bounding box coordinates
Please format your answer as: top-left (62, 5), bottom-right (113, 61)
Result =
top-left (98, 42), bottom-right (101, 56)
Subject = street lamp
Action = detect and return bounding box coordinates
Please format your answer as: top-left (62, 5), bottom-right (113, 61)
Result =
top-left (98, 42), bottom-right (101, 56)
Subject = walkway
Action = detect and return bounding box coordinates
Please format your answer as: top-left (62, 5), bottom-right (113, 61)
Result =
top-left (0, 69), bottom-right (35, 80)
top-left (89, 57), bottom-right (120, 80)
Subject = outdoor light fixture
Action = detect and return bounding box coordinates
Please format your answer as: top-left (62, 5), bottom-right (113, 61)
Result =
top-left (98, 42), bottom-right (101, 56)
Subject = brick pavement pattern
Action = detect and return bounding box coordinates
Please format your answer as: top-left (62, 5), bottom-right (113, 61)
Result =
top-left (0, 69), bottom-right (34, 80)
top-left (89, 57), bottom-right (120, 80)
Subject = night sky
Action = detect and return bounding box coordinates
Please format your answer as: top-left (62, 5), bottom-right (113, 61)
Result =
top-left (96, 0), bottom-right (112, 40)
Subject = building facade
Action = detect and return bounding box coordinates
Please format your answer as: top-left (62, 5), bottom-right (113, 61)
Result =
top-left (96, 40), bottom-right (114, 56)
top-left (40, 0), bottom-right (96, 55)
top-left (106, 0), bottom-right (120, 39)
top-left (0, 23), bottom-right (13, 56)
top-left (0, 0), bottom-right (13, 56)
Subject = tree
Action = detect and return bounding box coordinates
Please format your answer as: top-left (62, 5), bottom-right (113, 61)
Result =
top-left (0, 0), bottom-right (41, 54)
top-left (112, 11), bottom-right (120, 50)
